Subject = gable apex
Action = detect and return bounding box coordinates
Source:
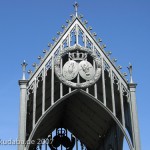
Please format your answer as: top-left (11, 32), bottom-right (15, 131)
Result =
top-left (27, 13), bottom-right (128, 89)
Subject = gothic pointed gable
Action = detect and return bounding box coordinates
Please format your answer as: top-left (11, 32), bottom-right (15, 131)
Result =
top-left (28, 15), bottom-right (128, 89)
top-left (20, 4), bottom-right (141, 150)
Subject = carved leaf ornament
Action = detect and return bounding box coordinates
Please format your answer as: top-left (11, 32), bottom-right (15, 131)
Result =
top-left (54, 45), bottom-right (102, 88)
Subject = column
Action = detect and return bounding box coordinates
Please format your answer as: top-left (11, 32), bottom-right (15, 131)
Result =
top-left (42, 67), bottom-right (46, 114)
top-left (18, 80), bottom-right (28, 150)
top-left (119, 82), bottom-right (125, 128)
top-left (102, 58), bottom-right (106, 106)
top-left (129, 83), bottom-right (141, 150)
top-left (33, 78), bottom-right (37, 128)
top-left (51, 56), bottom-right (54, 105)
top-left (75, 24), bottom-right (79, 44)
top-left (110, 70), bottom-right (116, 116)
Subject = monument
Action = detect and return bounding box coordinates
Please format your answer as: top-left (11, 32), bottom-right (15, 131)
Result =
top-left (18, 3), bottom-right (140, 150)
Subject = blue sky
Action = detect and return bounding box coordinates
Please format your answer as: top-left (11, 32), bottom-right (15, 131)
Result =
top-left (0, 0), bottom-right (150, 149)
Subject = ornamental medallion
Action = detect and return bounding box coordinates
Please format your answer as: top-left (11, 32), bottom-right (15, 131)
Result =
top-left (54, 45), bottom-right (102, 88)
top-left (62, 60), bottom-right (78, 80)
top-left (79, 61), bottom-right (95, 80)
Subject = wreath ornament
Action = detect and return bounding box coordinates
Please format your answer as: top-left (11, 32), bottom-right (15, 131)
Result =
top-left (54, 45), bottom-right (102, 88)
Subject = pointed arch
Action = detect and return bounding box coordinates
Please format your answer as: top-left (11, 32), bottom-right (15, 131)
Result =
top-left (26, 90), bottom-right (133, 150)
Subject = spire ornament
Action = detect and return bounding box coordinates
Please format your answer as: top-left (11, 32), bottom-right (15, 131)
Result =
top-left (21, 60), bottom-right (28, 80)
top-left (73, 2), bottom-right (79, 17)
top-left (128, 63), bottom-right (133, 83)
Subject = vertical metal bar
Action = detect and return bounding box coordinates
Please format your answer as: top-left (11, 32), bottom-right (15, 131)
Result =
top-left (94, 60), bottom-right (97, 98)
top-left (68, 41), bottom-right (71, 93)
top-left (42, 67), bottom-right (46, 115)
top-left (119, 82), bottom-right (125, 128)
top-left (51, 56), bottom-right (54, 105)
top-left (68, 34), bottom-right (72, 93)
top-left (60, 58), bottom-right (63, 98)
top-left (110, 70), bottom-right (116, 116)
top-left (102, 58), bottom-right (106, 106)
top-left (68, 33), bottom-right (71, 47)
top-left (93, 46), bottom-right (97, 99)
top-left (85, 41), bottom-right (89, 94)
top-left (84, 33), bottom-right (86, 48)
top-left (33, 78), bottom-right (37, 128)
top-left (76, 24), bottom-right (79, 44)
top-left (60, 44), bottom-right (63, 97)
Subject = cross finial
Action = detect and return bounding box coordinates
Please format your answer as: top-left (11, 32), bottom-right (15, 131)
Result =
top-left (127, 63), bottom-right (133, 83)
top-left (73, 2), bottom-right (79, 17)
top-left (21, 60), bottom-right (28, 80)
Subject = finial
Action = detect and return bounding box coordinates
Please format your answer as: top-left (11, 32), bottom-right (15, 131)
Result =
top-left (79, 14), bottom-right (83, 19)
top-left (43, 49), bottom-right (47, 54)
top-left (92, 32), bottom-right (97, 37)
top-left (127, 63), bottom-right (133, 83)
top-left (57, 32), bottom-right (62, 35)
top-left (117, 65), bottom-right (122, 70)
top-left (73, 2), bottom-right (79, 17)
top-left (88, 26), bottom-right (92, 31)
top-left (98, 38), bottom-right (102, 43)
top-left (83, 20), bottom-right (88, 25)
top-left (38, 56), bottom-right (42, 62)
top-left (112, 58), bottom-right (117, 63)
top-left (61, 25), bottom-right (66, 30)
top-left (106, 51), bottom-right (112, 56)
top-left (32, 63), bottom-right (38, 69)
top-left (101, 44), bottom-right (106, 49)
top-left (52, 37), bottom-right (57, 42)
top-left (48, 43), bottom-right (52, 48)
top-left (21, 60), bottom-right (28, 80)
top-left (27, 70), bottom-right (33, 77)
top-left (123, 72), bottom-right (128, 77)
top-left (66, 20), bottom-right (70, 24)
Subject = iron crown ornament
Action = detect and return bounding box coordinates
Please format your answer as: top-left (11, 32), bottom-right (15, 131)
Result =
top-left (54, 44), bottom-right (102, 88)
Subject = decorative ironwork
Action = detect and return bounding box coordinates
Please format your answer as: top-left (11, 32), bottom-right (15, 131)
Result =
top-left (55, 45), bottom-right (102, 88)
top-left (19, 4), bottom-right (140, 150)
top-left (49, 128), bottom-right (75, 150)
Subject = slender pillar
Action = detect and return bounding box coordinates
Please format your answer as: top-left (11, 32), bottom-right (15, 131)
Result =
top-left (76, 24), bottom-right (79, 44)
top-left (68, 38), bottom-right (71, 93)
top-left (68, 33), bottom-right (71, 47)
top-left (18, 80), bottom-right (28, 150)
top-left (60, 58), bottom-right (63, 98)
top-left (93, 60), bottom-right (97, 99)
top-left (84, 33), bottom-right (87, 48)
top-left (102, 58), bottom-right (106, 106)
top-left (129, 83), bottom-right (141, 150)
top-left (51, 56), bottom-right (54, 105)
top-left (42, 67), bottom-right (46, 114)
top-left (33, 78), bottom-right (37, 128)
top-left (119, 82), bottom-right (125, 128)
top-left (110, 69), bottom-right (116, 116)
top-left (60, 44), bottom-right (63, 97)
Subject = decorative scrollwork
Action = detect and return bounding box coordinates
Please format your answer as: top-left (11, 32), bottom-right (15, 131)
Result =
top-left (27, 81), bottom-right (34, 95)
top-left (48, 128), bottom-right (75, 150)
top-left (122, 85), bottom-right (130, 102)
top-left (45, 58), bottom-right (52, 75)
top-left (86, 37), bottom-right (93, 49)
